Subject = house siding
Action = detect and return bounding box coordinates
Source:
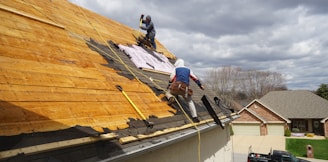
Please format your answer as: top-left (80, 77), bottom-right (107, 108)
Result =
top-left (233, 110), bottom-right (263, 135)
top-left (122, 127), bottom-right (233, 162)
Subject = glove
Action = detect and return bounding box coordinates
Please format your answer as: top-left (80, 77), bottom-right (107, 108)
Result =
top-left (167, 83), bottom-right (171, 90)
top-left (140, 14), bottom-right (144, 20)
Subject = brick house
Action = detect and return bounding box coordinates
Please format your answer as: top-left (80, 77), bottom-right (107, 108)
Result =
top-left (232, 90), bottom-right (328, 137)
top-left (232, 99), bottom-right (290, 136)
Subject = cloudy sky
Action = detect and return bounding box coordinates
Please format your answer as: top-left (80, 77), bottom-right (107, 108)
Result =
top-left (71, 0), bottom-right (328, 90)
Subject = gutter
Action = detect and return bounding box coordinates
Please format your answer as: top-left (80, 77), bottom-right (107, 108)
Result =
top-left (84, 115), bottom-right (239, 162)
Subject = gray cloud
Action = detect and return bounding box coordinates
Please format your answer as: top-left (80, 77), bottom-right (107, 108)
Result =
top-left (71, 0), bottom-right (328, 90)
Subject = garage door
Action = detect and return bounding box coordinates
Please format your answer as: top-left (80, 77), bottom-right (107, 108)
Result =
top-left (232, 124), bottom-right (260, 136)
top-left (267, 124), bottom-right (284, 136)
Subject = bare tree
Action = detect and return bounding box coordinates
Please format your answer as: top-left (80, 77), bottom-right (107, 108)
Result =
top-left (239, 70), bottom-right (286, 99)
top-left (204, 66), bottom-right (287, 105)
top-left (204, 66), bottom-right (241, 107)
top-left (205, 66), bottom-right (240, 95)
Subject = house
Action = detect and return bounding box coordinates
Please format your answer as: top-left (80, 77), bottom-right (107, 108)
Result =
top-left (232, 99), bottom-right (290, 136)
top-left (0, 0), bottom-right (238, 162)
top-left (232, 90), bottom-right (328, 137)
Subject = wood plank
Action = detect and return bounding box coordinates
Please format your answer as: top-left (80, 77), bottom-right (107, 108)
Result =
top-left (0, 114), bottom-right (127, 136)
top-left (0, 0), bottom-right (184, 139)
top-left (0, 81), bottom-right (153, 102)
top-left (0, 18), bottom-right (103, 66)
top-left (0, 56), bottom-right (104, 79)
top-left (8, 91), bottom-right (97, 102)
top-left (0, 97), bottom-right (172, 133)
top-left (0, 122), bottom-right (36, 136)
top-left (0, 69), bottom-right (76, 88)
top-left (0, 23), bottom-right (24, 38)
top-left (0, 84), bottom-right (113, 95)
top-left (0, 38), bottom-right (95, 66)
top-left (0, 101), bottom-right (138, 124)
top-left (0, 3), bottom-right (65, 29)
top-left (0, 102), bottom-right (30, 122)
top-left (91, 115), bottom-right (131, 128)
top-left (0, 85), bottom-right (121, 102)
top-left (0, 119), bottom-right (70, 136)
top-left (0, 133), bottom-right (117, 160)
top-left (0, 67), bottom-right (116, 91)
top-left (0, 73), bottom-right (6, 84)
top-left (0, 0), bottom-right (48, 20)
top-left (1, 0), bottom-right (175, 57)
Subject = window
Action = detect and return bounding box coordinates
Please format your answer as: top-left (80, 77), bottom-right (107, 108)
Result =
top-left (292, 119), bottom-right (307, 132)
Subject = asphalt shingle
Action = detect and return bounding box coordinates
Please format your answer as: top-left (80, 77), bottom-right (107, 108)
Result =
top-left (260, 90), bottom-right (328, 118)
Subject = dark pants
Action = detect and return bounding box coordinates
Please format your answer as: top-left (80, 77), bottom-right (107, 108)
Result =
top-left (146, 32), bottom-right (156, 49)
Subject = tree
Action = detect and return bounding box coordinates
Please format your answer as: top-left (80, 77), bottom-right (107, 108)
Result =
top-left (204, 66), bottom-right (241, 108)
top-left (204, 66), bottom-right (287, 105)
top-left (239, 70), bottom-right (286, 99)
top-left (316, 84), bottom-right (328, 100)
top-left (205, 66), bottom-right (240, 96)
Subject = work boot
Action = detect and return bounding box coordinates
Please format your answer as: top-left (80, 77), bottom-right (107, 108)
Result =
top-left (192, 117), bottom-right (200, 123)
top-left (167, 97), bottom-right (175, 105)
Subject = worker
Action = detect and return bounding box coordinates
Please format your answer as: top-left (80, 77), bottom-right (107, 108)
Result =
top-left (139, 14), bottom-right (156, 49)
top-left (166, 59), bottom-right (204, 123)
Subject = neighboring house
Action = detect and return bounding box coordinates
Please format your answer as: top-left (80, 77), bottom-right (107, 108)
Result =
top-left (232, 99), bottom-right (290, 136)
top-left (0, 1), bottom-right (238, 162)
top-left (232, 90), bottom-right (328, 137)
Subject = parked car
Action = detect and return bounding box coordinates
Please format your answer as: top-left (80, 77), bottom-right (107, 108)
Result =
top-left (247, 147), bottom-right (310, 162)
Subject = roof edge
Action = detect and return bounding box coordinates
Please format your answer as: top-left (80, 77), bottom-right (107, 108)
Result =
top-left (321, 117), bottom-right (328, 123)
top-left (238, 107), bottom-right (267, 123)
top-left (245, 99), bottom-right (291, 123)
top-left (88, 115), bottom-right (238, 162)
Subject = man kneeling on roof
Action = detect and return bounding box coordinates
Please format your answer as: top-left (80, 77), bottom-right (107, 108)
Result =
top-left (166, 59), bottom-right (204, 123)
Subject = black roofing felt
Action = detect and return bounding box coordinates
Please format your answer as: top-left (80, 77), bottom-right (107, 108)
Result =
top-left (0, 39), bottom-right (235, 162)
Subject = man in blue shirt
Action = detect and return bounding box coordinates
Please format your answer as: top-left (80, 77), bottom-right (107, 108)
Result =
top-left (166, 59), bottom-right (204, 122)
top-left (140, 14), bottom-right (156, 49)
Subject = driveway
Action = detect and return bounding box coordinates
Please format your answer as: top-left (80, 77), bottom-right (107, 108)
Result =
top-left (232, 135), bottom-right (285, 162)
top-left (232, 135), bottom-right (285, 154)
top-left (232, 135), bottom-right (328, 162)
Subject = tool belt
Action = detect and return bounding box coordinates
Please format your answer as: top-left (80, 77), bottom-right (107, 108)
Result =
top-left (169, 81), bottom-right (193, 98)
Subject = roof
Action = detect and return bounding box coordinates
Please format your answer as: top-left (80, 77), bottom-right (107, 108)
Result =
top-left (0, 0), bottom-right (238, 161)
top-left (259, 90), bottom-right (328, 119)
top-left (238, 99), bottom-right (290, 123)
top-left (248, 99), bottom-right (290, 123)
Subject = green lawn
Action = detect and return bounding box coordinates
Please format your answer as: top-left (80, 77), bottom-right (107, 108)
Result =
top-left (286, 138), bottom-right (328, 160)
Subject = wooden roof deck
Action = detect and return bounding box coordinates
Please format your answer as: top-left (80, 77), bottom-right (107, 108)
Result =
top-left (0, 1), bottom-right (237, 161)
top-left (0, 0), bottom-right (176, 136)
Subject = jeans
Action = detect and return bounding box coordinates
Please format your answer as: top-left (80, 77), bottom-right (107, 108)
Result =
top-left (146, 32), bottom-right (156, 49)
